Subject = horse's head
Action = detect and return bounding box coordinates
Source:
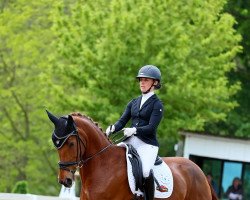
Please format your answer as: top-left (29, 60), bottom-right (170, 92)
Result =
top-left (47, 110), bottom-right (85, 188)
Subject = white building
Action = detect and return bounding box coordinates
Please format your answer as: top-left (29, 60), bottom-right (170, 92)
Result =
top-left (180, 131), bottom-right (250, 199)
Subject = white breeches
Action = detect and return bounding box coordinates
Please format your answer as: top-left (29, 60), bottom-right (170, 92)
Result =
top-left (123, 136), bottom-right (159, 178)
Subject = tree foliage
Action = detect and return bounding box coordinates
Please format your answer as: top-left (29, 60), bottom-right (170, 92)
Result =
top-left (53, 0), bottom-right (241, 155)
top-left (0, 0), bottom-right (59, 194)
top-left (206, 0), bottom-right (250, 137)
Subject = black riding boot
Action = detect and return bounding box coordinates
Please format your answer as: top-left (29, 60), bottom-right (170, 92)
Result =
top-left (143, 170), bottom-right (155, 200)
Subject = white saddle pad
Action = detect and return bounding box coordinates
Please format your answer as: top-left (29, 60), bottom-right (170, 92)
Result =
top-left (118, 143), bottom-right (174, 198)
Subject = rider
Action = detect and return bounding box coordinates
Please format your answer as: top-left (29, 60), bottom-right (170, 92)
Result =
top-left (106, 65), bottom-right (164, 200)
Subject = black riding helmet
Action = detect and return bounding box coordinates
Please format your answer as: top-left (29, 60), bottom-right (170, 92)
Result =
top-left (136, 65), bottom-right (161, 89)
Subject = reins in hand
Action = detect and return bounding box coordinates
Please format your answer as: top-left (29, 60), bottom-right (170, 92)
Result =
top-left (109, 130), bottom-right (127, 144)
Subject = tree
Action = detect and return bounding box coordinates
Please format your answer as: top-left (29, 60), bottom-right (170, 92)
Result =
top-left (0, 0), bottom-right (59, 194)
top-left (53, 0), bottom-right (241, 155)
top-left (206, 0), bottom-right (250, 137)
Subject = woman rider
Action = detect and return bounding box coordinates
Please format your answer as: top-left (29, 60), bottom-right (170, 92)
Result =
top-left (106, 65), bottom-right (164, 200)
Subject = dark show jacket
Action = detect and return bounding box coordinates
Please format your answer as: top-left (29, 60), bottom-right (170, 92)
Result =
top-left (114, 94), bottom-right (163, 147)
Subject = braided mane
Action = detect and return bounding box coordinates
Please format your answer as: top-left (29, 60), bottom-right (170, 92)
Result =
top-left (70, 112), bottom-right (103, 132)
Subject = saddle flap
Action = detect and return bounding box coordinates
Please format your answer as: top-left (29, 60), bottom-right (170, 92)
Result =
top-left (118, 143), bottom-right (174, 199)
top-left (127, 144), bottom-right (144, 192)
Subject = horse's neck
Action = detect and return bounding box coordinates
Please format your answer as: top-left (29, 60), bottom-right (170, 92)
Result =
top-left (78, 118), bottom-right (110, 157)
top-left (87, 136), bottom-right (109, 158)
top-left (79, 145), bottom-right (126, 184)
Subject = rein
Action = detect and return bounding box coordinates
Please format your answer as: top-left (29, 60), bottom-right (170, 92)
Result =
top-left (109, 130), bottom-right (127, 144)
top-left (77, 143), bottom-right (113, 166)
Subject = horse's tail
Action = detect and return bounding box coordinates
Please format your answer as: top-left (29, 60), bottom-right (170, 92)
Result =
top-left (209, 183), bottom-right (218, 200)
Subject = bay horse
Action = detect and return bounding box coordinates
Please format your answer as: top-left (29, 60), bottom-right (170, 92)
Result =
top-left (47, 111), bottom-right (218, 200)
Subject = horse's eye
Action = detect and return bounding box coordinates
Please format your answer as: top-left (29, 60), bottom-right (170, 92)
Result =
top-left (69, 142), bottom-right (75, 147)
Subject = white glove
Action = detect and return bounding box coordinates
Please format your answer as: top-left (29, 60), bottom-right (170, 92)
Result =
top-left (105, 125), bottom-right (115, 136)
top-left (123, 127), bottom-right (136, 137)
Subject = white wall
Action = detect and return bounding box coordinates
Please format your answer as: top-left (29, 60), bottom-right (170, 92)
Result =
top-left (182, 132), bottom-right (250, 162)
top-left (0, 193), bottom-right (80, 200)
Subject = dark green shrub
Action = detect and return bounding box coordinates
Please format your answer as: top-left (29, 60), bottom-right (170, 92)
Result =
top-left (12, 180), bottom-right (29, 194)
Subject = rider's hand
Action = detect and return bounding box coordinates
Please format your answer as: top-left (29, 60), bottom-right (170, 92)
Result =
top-left (105, 125), bottom-right (115, 136)
top-left (123, 127), bottom-right (136, 137)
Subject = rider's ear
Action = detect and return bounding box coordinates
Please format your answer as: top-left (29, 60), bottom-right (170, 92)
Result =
top-left (46, 110), bottom-right (59, 126)
top-left (153, 80), bottom-right (158, 86)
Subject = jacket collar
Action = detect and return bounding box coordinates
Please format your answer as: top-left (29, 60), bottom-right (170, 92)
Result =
top-left (137, 94), bottom-right (157, 110)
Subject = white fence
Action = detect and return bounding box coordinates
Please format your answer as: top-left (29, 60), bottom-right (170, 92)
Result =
top-left (0, 193), bottom-right (80, 200)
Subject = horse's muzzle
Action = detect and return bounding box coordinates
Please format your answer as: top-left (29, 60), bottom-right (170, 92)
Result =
top-left (59, 177), bottom-right (73, 188)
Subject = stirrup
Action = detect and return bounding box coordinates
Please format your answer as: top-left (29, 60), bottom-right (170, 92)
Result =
top-left (154, 176), bottom-right (168, 192)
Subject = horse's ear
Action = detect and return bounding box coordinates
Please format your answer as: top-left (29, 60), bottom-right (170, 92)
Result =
top-left (67, 115), bottom-right (74, 126)
top-left (46, 110), bottom-right (59, 125)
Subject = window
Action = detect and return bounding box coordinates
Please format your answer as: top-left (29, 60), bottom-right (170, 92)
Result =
top-left (202, 159), bottom-right (221, 197)
top-left (221, 162), bottom-right (242, 196)
top-left (189, 155), bottom-right (250, 199)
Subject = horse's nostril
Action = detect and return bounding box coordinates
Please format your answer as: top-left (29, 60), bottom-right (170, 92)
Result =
top-left (65, 178), bottom-right (73, 187)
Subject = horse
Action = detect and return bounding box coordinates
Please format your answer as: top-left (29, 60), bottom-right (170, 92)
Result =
top-left (47, 111), bottom-right (218, 200)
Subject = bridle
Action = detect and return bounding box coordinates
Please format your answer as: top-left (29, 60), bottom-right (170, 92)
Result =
top-left (55, 127), bottom-right (113, 174)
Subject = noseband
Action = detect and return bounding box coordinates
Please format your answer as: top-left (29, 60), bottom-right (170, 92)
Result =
top-left (55, 128), bottom-right (112, 174)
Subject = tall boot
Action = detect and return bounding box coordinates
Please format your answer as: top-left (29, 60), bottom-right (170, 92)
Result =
top-left (143, 169), bottom-right (155, 200)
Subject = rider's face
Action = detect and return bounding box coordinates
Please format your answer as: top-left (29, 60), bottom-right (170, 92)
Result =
top-left (139, 78), bottom-right (155, 93)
